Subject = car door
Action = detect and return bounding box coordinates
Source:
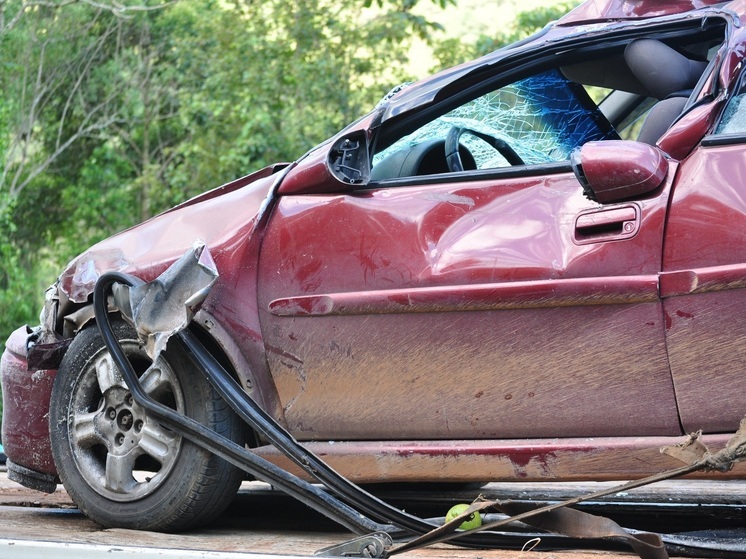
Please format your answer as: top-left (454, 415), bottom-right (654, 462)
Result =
top-left (256, 66), bottom-right (681, 442)
top-left (661, 45), bottom-right (746, 434)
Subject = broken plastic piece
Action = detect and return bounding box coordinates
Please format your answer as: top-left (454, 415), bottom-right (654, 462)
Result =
top-left (661, 417), bottom-right (746, 472)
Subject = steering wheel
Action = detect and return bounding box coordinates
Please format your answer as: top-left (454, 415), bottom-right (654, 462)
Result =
top-left (445, 126), bottom-right (524, 172)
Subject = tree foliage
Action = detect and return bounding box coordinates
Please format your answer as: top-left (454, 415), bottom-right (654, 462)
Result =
top-left (431, 2), bottom-right (580, 70)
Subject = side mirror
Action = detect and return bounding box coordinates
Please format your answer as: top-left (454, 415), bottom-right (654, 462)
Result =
top-left (278, 130), bottom-right (370, 196)
top-left (571, 141), bottom-right (668, 204)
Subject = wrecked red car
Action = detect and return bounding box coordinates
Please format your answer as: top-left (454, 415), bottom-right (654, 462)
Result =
top-left (3, 0), bottom-right (746, 534)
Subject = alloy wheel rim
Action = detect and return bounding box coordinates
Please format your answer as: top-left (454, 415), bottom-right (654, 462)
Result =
top-left (68, 345), bottom-right (185, 502)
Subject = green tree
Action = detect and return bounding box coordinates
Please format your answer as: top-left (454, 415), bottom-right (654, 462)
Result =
top-left (432, 2), bottom-right (581, 70)
top-left (157, 0), bottom-right (450, 205)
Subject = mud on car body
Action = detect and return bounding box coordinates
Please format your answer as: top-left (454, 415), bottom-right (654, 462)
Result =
top-left (4, 0), bottom-right (746, 532)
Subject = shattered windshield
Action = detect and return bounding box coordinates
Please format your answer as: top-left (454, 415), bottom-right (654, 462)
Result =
top-left (373, 69), bottom-right (618, 173)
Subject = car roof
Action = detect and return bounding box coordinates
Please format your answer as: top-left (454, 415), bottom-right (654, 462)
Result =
top-left (375, 0), bottom-right (736, 124)
top-left (558, 0), bottom-right (729, 25)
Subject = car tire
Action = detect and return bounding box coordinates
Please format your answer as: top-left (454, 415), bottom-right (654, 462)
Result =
top-left (49, 317), bottom-right (246, 531)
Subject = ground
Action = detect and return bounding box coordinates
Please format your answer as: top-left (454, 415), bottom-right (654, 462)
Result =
top-left (1, 465), bottom-right (742, 558)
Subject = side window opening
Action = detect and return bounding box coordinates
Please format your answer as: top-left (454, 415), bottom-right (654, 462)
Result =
top-left (714, 64), bottom-right (746, 136)
top-left (717, 93), bottom-right (746, 135)
top-left (369, 22), bottom-right (726, 184)
top-left (569, 36), bottom-right (724, 143)
top-left (371, 69), bottom-right (618, 181)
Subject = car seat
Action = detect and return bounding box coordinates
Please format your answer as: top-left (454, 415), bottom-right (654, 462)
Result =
top-left (624, 39), bottom-right (708, 145)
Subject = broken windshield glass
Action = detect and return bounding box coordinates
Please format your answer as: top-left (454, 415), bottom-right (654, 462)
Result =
top-left (373, 69), bottom-right (618, 175)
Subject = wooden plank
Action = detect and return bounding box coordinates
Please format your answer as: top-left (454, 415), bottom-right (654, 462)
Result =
top-left (1, 470), bottom-right (737, 558)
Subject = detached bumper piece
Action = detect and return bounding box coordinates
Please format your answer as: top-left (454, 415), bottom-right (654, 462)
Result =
top-left (93, 246), bottom-right (746, 559)
top-left (6, 459), bottom-right (57, 494)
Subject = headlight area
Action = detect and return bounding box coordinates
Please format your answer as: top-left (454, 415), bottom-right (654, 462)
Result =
top-left (24, 287), bottom-right (70, 368)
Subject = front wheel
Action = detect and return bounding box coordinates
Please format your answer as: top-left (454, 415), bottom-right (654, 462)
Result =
top-left (49, 318), bottom-right (246, 531)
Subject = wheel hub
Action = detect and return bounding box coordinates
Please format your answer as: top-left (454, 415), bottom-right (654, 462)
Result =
top-left (93, 387), bottom-right (147, 456)
top-left (69, 351), bottom-right (185, 502)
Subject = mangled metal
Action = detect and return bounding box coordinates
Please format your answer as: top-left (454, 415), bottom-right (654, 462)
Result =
top-left (112, 241), bottom-right (219, 359)
top-left (661, 418), bottom-right (746, 472)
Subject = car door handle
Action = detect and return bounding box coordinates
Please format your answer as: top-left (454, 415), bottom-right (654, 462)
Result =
top-left (574, 205), bottom-right (639, 244)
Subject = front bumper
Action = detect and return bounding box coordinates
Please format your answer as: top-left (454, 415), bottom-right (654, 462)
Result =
top-left (1, 326), bottom-right (59, 492)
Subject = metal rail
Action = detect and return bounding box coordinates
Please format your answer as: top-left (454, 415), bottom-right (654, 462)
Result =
top-left (0, 538), bottom-right (298, 559)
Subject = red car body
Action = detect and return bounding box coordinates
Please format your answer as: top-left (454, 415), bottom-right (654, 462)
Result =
top-left (3, 0), bottom-right (746, 509)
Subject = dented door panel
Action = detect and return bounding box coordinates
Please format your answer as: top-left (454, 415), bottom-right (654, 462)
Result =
top-left (257, 170), bottom-right (680, 441)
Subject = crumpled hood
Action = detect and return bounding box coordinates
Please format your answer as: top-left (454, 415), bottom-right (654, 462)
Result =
top-left (59, 166), bottom-right (282, 303)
